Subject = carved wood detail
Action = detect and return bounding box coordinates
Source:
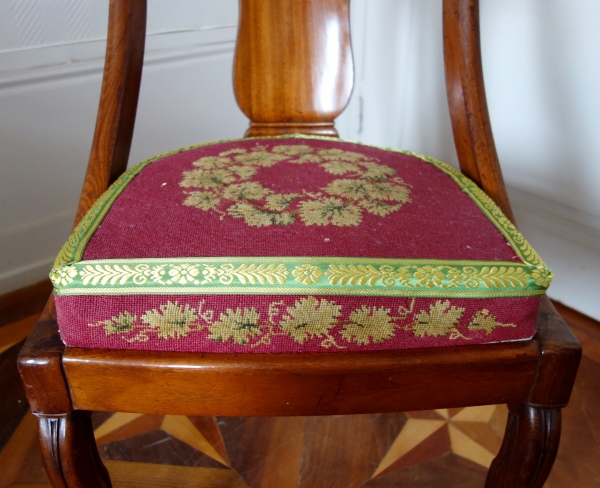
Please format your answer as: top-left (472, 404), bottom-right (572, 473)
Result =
top-left (486, 403), bottom-right (561, 488)
top-left (37, 412), bottom-right (112, 488)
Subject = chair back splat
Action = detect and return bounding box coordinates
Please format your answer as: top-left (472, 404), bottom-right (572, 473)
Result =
top-left (234, 0), bottom-right (353, 138)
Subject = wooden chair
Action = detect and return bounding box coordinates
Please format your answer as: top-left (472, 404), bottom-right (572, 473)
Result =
top-left (18, 0), bottom-right (581, 486)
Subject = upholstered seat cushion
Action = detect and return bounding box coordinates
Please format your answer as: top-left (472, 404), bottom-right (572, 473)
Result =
top-left (51, 135), bottom-right (551, 353)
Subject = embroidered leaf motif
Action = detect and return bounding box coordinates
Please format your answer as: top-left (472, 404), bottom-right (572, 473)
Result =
top-left (91, 311), bottom-right (137, 336)
top-left (411, 300), bottom-right (466, 339)
top-left (208, 308), bottom-right (261, 345)
top-left (295, 153), bottom-right (324, 164)
top-left (321, 161), bottom-right (361, 175)
top-left (141, 302), bottom-right (197, 339)
top-left (192, 156), bottom-right (230, 170)
top-left (222, 182), bottom-right (269, 201)
top-left (325, 179), bottom-right (371, 199)
top-left (86, 298), bottom-right (520, 347)
top-left (359, 200), bottom-right (401, 216)
top-left (340, 306), bottom-right (395, 344)
top-left (468, 310), bottom-right (516, 335)
top-left (299, 198), bottom-right (362, 226)
top-left (234, 148), bottom-right (285, 167)
top-left (272, 144), bottom-right (314, 156)
top-left (178, 143), bottom-right (412, 228)
top-left (183, 191), bottom-right (221, 210)
top-left (280, 297), bottom-right (342, 343)
top-left (219, 148), bottom-right (247, 157)
top-left (360, 162), bottom-right (396, 180)
top-left (265, 193), bottom-right (301, 211)
top-left (368, 181), bottom-right (411, 202)
top-left (180, 169), bottom-right (236, 189)
top-left (318, 148), bottom-right (365, 162)
top-left (229, 165), bottom-right (258, 179)
top-left (228, 203), bottom-right (294, 227)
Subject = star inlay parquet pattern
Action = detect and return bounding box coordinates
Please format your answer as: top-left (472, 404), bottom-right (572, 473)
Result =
top-left (85, 405), bottom-right (507, 487)
top-left (1, 302), bottom-right (600, 487)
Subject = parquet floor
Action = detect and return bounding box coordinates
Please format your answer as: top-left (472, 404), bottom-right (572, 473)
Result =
top-left (1, 304), bottom-right (599, 487)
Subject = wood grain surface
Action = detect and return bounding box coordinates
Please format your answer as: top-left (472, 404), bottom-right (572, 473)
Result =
top-left (235, 0), bottom-right (353, 137)
top-left (443, 0), bottom-right (515, 223)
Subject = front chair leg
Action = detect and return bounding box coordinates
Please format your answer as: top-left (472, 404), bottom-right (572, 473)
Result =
top-left (38, 411), bottom-right (112, 488)
top-left (485, 403), bottom-right (561, 488)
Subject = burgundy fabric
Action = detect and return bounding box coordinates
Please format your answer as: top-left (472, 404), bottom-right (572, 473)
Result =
top-left (83, 138), bottom-right (519, 262)
top-left (55, 138), bottom-right (540, 353)
top-left (56, 294), bottom-right (539, 353)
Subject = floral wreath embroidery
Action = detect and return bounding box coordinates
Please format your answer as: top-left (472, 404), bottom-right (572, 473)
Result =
top-left (88, 298), bottom-right (517, 348)
top-left (179, 144), bottom-right (412, 227)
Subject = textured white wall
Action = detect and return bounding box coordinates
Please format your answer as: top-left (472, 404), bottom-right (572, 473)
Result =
top-left (346, 0), bottom-right (600, 318)
top-left (0, 0), bottom-right (245, 294)
top-left (1, 0), bottom-right (598, 318)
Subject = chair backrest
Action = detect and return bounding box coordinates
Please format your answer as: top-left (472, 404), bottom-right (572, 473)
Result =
top-left (235, 0), bottom-right (353, 139)
top-left (75, 0), bottom-right (515, 230)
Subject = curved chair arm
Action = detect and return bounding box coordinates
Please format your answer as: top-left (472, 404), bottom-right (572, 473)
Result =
top-left (74, 0), bottom-right (147, 227)
top-left (443, 0), bottom-right (515, 224)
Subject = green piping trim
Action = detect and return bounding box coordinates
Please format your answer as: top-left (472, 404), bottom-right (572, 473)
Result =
top-left (55, 288), bottom-right (545, 298)
top-left (51, 257), bottom-right (550, 298)
top-left (53, 138), bottom-right (240, 270)
top-left (51, 134), bottom-right (552, 299)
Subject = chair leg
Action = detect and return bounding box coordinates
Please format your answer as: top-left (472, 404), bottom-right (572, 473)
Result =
top-left (485, 402), bottom-right (561, 488)
top-left (38, 411), bottom-right (112, 488)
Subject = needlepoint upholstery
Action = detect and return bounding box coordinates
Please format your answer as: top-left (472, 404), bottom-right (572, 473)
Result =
top-left (51, 135), bottom-right (552, 353)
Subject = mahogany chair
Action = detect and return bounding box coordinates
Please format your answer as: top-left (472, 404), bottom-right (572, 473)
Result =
top-left (18, 0), bottom-right (581, 486)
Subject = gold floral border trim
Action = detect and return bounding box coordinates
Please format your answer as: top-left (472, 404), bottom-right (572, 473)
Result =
top-left (51, 134), bottom-right (551, 299)
top-left (88, 298), bottom-right (521, 348)
top-left (51, 257), bottom-right (550, 298)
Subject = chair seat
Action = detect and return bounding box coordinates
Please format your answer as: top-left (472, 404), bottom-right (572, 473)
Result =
top-left (51, 135), bottom-right (551, 353)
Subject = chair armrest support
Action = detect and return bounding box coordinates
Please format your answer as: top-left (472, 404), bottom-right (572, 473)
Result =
top-left (443, 0), bottom-right (515, 223)
top-left (528, 296), bottom-right (582, 408)
top-left (74, 0), bottom-right (147, 226)
top-left (17, 295), bottom-right (72, 416)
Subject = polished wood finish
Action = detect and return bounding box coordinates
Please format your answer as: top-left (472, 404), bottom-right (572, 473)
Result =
top-left (47, 299), bottom-right (578, 420)
top-left (17, 0), bottom-right (582, 486)
top-left (234, 0), bottom-right (353, 137)
top-left (486, 404), bottom-right (561, 488)
top-left (529, 297), bottom-right (582, 408)
top-left (63, 339), bottom-right (539, 417)
top-left (38, 412), bottom-right (112, 488)
top-left (74, 0), bottom-right (146, 226)
top-left (443, 0), bottom-right (515, 223)
top-left (18, 297), bottom-right (71, 417)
